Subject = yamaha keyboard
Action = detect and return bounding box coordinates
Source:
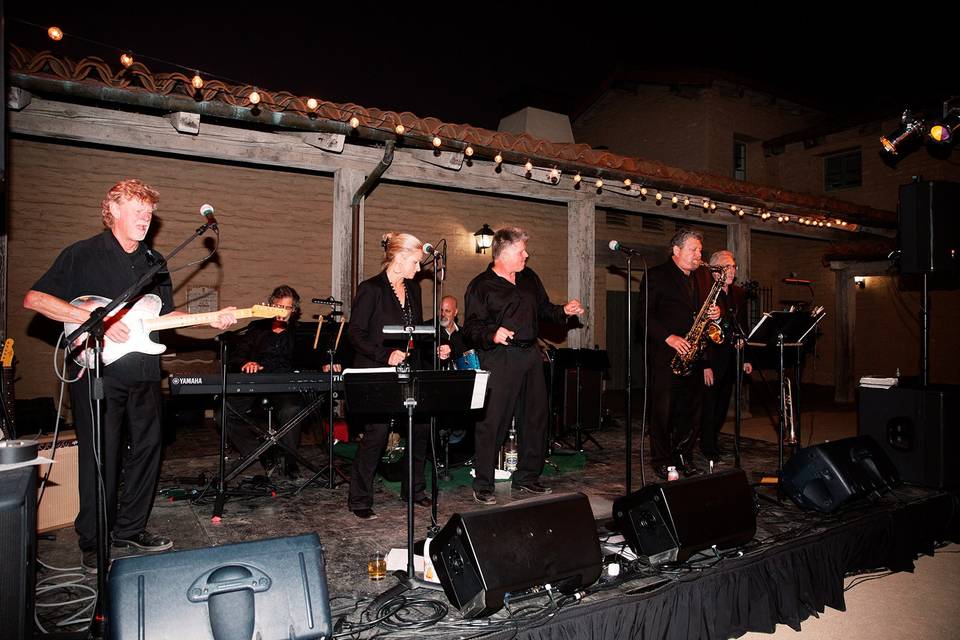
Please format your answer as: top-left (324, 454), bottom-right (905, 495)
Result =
top-left (169, 372), bottom-right (343, 396)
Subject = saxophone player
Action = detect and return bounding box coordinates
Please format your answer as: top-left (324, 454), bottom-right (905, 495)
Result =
top-left (639, 228), bottom-right (720, 480)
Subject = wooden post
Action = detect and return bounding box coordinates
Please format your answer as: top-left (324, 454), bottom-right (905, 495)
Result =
top-left (333, 168), bottom-right (365, 314)
top-left (834, 269), bottom-right (856, 403)
top-left (567, 196), bottom-right (596, 348)
top-left (726, 221), bottom-right (751, 281)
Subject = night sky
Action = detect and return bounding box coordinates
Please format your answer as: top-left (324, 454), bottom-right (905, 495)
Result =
top-left (6, 7), bottom-right (957, 133)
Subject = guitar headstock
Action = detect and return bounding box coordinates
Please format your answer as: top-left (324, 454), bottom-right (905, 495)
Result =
top-left (1, 338), bottom-right (13, 368)
top-left (251, 304), bottom-right (291, 319)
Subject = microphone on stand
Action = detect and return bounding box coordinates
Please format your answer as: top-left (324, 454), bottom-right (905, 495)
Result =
top-left (608, 240), bottom-right (642, 256)
top-left (200, 203), bottom-right (219, 231)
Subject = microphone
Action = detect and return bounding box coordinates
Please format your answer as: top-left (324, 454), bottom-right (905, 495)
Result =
top-left (608, 240), bottom-right (641, 256)
top-left (782, 277), bottom-right (813, 285)
top-left (200, 203), bottom-right (218, 230)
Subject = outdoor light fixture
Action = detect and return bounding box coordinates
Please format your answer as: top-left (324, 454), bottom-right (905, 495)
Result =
top-left (880, 109), bottom-right (925, 155)
top-left (474, 224), bottom-right (495, 254)
top-left (854, 276), bottom-right (866, 289)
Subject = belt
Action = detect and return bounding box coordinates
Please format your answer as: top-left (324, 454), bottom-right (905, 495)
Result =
top-left (507, 339), bottom-right (536, 349)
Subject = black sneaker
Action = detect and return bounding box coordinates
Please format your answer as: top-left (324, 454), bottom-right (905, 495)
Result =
top-left (512, 482), bottom-right (552, 495)
top-left (81, 549), bottom-right (98, 574)
top-left (473, 489), bottom-right (496, 505)
top-left (113, 531), bottom-right (173, 552)
top-left (352, 508), bottom-right (378, 520)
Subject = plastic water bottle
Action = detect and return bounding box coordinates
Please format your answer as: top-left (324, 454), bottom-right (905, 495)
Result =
top-left (667, 466), bottom-right (680, 481)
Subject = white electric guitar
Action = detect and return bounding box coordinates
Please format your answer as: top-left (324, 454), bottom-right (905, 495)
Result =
top-left (64, 294), bottom-right (288, 368)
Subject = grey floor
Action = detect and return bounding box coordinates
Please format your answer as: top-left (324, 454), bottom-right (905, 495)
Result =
top-left (31, 384), bottom-right (959, 638)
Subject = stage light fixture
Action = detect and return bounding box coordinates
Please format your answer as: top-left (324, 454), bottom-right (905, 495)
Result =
top-left (927, 110), bottom-right (960, 145)
top-left (880, 109), bottom-right (925, 155)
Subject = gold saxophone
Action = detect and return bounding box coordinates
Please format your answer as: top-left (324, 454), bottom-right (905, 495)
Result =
top-left (671, 266), bottom-right (727, 376)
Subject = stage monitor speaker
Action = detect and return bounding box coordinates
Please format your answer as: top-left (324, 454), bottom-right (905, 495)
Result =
top-left (37, 431), bottom-right (80, 532)
top-left (612, 468), bottom-right (756, 565)
top-left (0, 466), bottom-right (37, 640)
top-left (858, 385), bottom-right (959, 489)
top-left (780, 435), bottom-right (900, 513)
top-left (430, 492), bottom-right (602, 618)
top-left (898, 180), bottom-right (960, 274)
top-left (107, 533), bottom-right (332, 640)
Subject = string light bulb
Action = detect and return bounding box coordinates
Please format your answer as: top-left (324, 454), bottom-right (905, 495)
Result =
top-left (640, 186), bottom-right (648, 196)
top-left (464, 145), bottom-right (474, 157)
top-left (710, 203), bottom-right (717, 211)
top-left (47, 26), bottom-right (64, 41)
top-left (671, 194), bottom-right (679, 204)
top-left (248, 90), bottom-right (261, 105)
top-left (494, 153), bottom-right (503, 164)
top-left (191, 72), bottom-right (204, 90)
top-left (702, 199), bottom-right (710, 210)
top-left (595, 178), bottom-right (604, 189)
top-left (395, 124), bottom-right (405, 135)
top-left (307, 98), bottom-right (319, 110)
top-left (623, 178), bottom-right (632, 187)
top-left (573, 173), bottom-right (582, 183)
top-left (549, 168), bottom-right (560, 181)
top-left (349, 116), bottom-right (360, 128)
top-left (655, 192), bottom-right (663, 201)
top-left (683, 196), bottom-right (690, 207)
top-left (432, 136), bottom-right (442, 147)
top-left (120, 53), bottom-right (134, 68)
top-left (524, 160), bottom-right (533, 172)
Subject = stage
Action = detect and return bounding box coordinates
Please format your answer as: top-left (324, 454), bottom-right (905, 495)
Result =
top-left (33, 410), bottom-right (960, 639)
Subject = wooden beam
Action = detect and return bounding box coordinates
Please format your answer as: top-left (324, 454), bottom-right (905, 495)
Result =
top-left (567, 196), bottom-right (596, 348)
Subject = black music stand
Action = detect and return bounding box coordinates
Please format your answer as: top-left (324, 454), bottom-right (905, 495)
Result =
top-left (746, 309), bottom-right (825, 498)
top-left (342, 365), bottom-right (485, 591)
top-left (553, 348), bottom-right (609, 452)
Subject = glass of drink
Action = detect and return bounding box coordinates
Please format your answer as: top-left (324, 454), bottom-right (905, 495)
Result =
top-left (367, 552), bottom-right (387, 580)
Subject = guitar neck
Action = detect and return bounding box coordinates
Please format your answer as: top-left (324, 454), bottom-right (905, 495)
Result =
top-left (145, 308), bottom-right (258, 331)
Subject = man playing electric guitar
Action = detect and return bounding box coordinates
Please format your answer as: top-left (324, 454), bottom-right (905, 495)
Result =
top-left (23, 179), bottom-right (237, 571)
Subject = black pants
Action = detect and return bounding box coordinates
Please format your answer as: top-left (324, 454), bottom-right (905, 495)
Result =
top-left (348, 418), bottom-right (429, 511)
top-left (701, 354), bottom-right (736, 456)
top-left (648, 360), bottom-right (703, 469)
top-left (224, 393), bottom-right (304, 470)
top-left (70, 375), bottom-right (163, 551)
top-left (473, 346), bottom-right (548, 492)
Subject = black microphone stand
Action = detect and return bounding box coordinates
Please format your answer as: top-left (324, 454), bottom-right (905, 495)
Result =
top-left (64, 219), bottom-right (216, 638)
top-left (423, 241), bottom-right (446, 528)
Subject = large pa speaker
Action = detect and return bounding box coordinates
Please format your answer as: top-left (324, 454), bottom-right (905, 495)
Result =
top-left (430, 492), bottom-right (602, 618)
top-left (612, 468), bottom-right (756, 565)
top-left (107, 533), bottom-right (332, 640)
top-left (858, 385), bottom-right (959, 489)
top-left (780, 435), bottom-right (900, 513)
top-left (898, 180), bottom-right (960, 274)
top-left (0, 467), bottom-right (37, 640)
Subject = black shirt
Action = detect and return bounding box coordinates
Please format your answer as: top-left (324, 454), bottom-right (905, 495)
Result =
top-left (639, 259), bottom-right (707, 365)
top-left (228, 318), bottom-right (295, 373)
top-left (31, 230), bottom-right (174, 382)
top-left (348, 270), bottom-right (425, 368)
top-left (463, 265), bottom-right (567, 350)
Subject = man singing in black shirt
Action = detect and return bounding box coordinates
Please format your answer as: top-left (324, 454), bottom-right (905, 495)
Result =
top-left (24, 179), bottom-right (236, 570)
top-left (639, 228), bottom-right (719, 480)
top-left (463, 227), bottom-right (583, 505)
top-left (226, 285), bottom-right (304, 478)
